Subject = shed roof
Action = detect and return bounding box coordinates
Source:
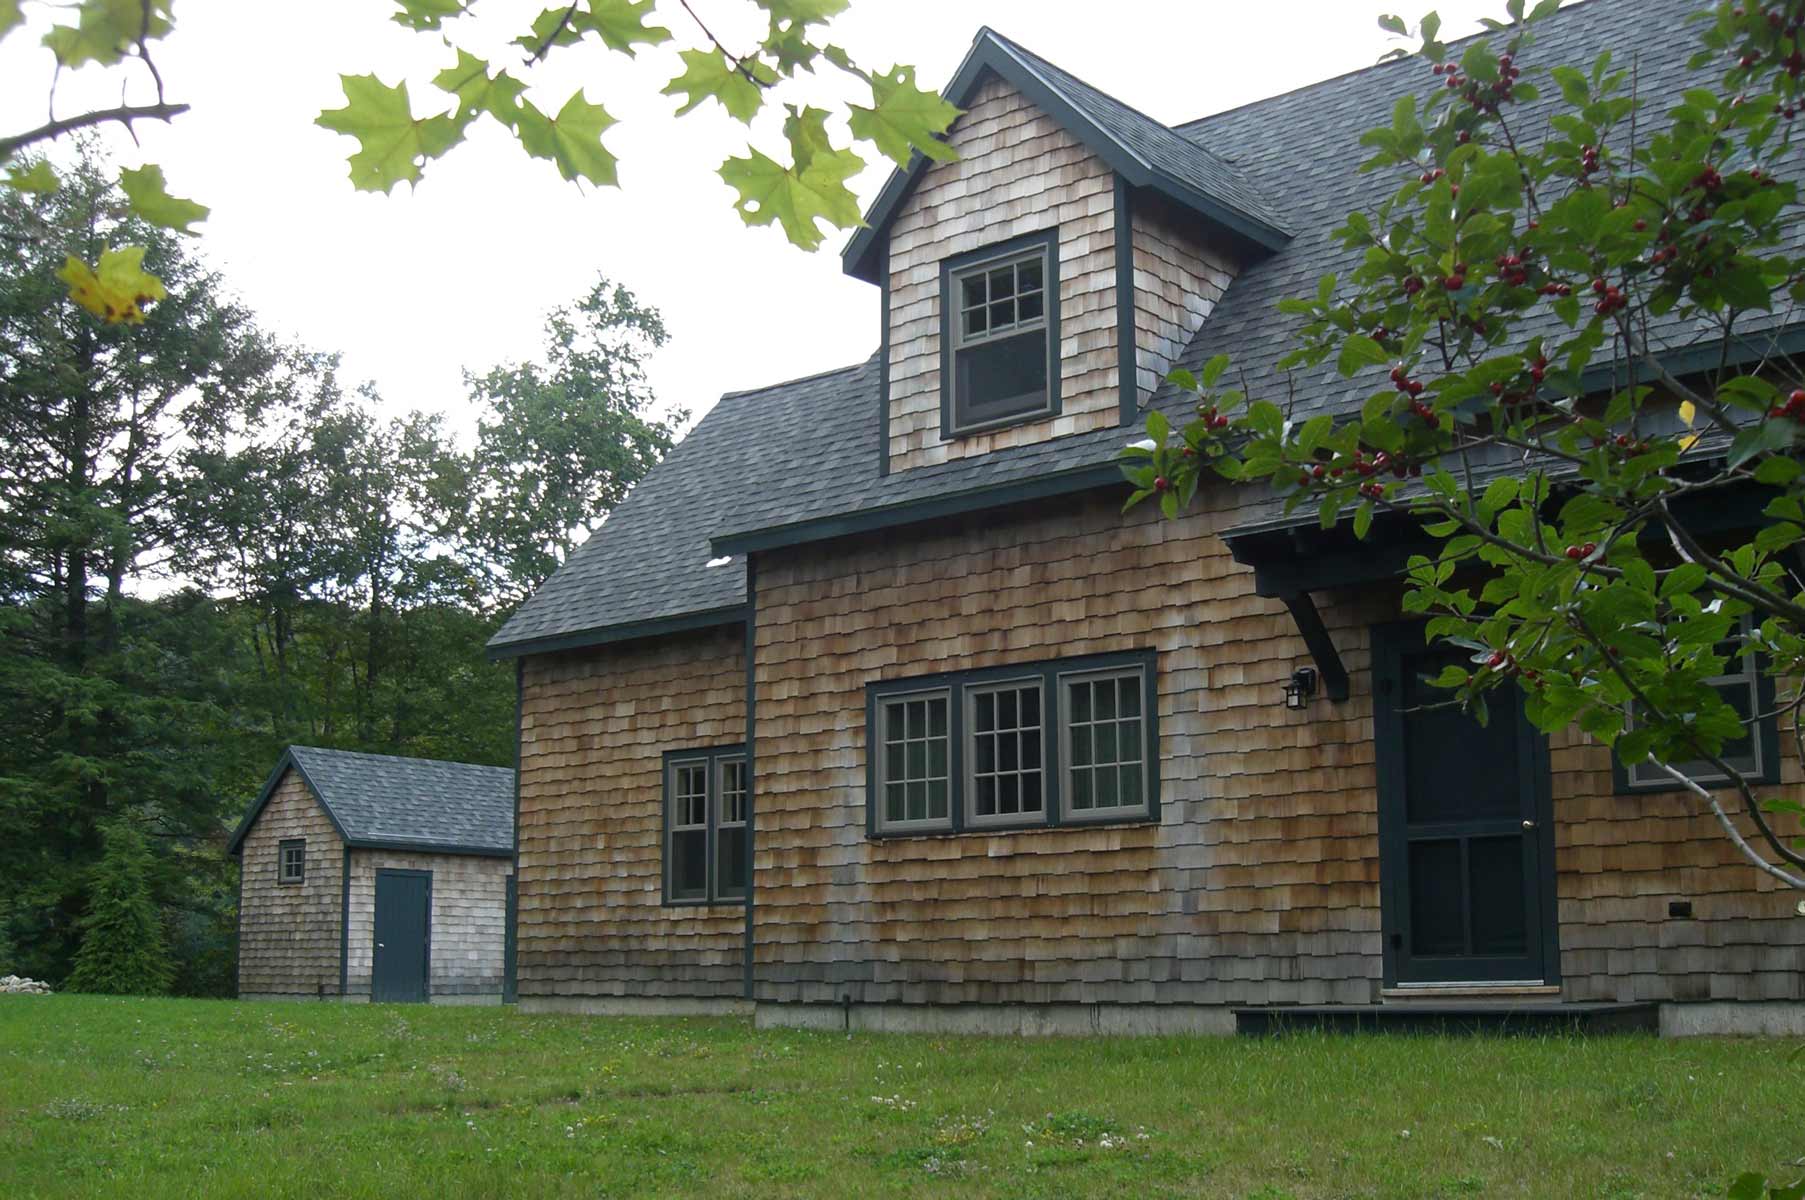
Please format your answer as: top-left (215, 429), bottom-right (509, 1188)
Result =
top-left (227, 746), bottom-right (514, 858)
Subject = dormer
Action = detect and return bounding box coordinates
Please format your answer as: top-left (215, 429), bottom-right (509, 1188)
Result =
top-left (844, 29), bottom-right (1291, 476)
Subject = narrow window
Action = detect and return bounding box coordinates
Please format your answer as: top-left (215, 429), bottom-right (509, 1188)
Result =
top-left (967, 680), bottom-right (1044, 828)
top-left (942, 234), bottom-right (1058, 435)
top-left (278, 838), bottom-right (306, 885)
top-left (875, 690), bottom-right (952, 833)
top-left (716, 756), bottom-right (749, 901)
top-left (1062, 667), bottom-right (1151, 820)
top-left (667, 758), bottom-right (710, 902)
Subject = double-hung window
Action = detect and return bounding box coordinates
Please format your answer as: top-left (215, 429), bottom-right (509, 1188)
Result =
top-left (868, 651), bottom-right (1157, 837)
top-left (278, 838), bottom-right (306, 885)
top-left (1617, 616), bottom-right (1778, 791)
top-left (664, 746), bottom-right (749, 905)
top-left (941, 231), bottom-right (1059, 436)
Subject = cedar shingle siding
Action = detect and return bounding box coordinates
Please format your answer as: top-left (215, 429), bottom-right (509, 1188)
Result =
top-left (237, 769), bottom-right (345, 999)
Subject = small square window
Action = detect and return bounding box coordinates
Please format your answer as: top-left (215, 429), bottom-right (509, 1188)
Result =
top-left (941, 233), bottom-right (1059, 436)
top-left (278, 839), bottom-right (306, 885)
top-left (1620, 616), bottom-right (1777, 791)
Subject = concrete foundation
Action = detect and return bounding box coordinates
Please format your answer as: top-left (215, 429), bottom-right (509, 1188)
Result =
top-left (520, 995), bottom-right (756, 1018)
top-left (1658, 1001), bottom-right (1805, 1037)
top-left (755, 1001), bottom-right (1237, 1037)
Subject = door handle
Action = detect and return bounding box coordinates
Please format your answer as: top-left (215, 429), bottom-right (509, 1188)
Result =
top-left (1521, 820), bottom-right (1537, 830)
top-left (377, 942), bottom-right (385, 948)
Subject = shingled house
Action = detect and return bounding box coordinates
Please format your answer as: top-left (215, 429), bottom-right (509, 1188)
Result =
top-left (489, 0), bottom-right (1805, 1035)
top-left (230, 747), bottom-right (516, 1004)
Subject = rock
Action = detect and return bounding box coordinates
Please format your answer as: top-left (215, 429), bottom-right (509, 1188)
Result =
top-left (0, 975), bottom-right (52, 995)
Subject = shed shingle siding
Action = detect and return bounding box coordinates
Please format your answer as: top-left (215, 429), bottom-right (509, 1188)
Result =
top-left (344, 850), bottom-right (513, 1000)
top-left (517, 624), bottom-right (746, 999)
top-left (887, 76), bottom-right (1127, 472)
top-left (236, 768), bottom-right (345, 998)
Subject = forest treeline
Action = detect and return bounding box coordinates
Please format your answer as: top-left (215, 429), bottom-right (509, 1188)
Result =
top-left (0, 148), bottom-right (679, 993)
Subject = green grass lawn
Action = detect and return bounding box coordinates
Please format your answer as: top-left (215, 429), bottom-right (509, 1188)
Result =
top-left (0, 996), bottom-right (1799, 1198)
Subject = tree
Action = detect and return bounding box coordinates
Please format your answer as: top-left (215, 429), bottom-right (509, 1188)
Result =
top-left (1130, 2), bottom-right (1805, 893)
top-left (0, 0), bottom-right (962, 319)
top-left (64, 818), bottom-right (174, 995)
top-left (447, 276), bottom-right (679, 606)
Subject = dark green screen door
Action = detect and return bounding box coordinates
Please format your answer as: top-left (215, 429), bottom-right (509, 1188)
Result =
top-left (372, 869), bottom-right (431, 1003)
top-left (1373, 625), bottom-right (1558, 986)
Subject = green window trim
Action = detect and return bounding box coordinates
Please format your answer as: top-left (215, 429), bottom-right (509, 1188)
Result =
top-left (662, 745), bottom-right (749, 906)
top-left (865, 649), bottom-right (1160, 839)
top-left (1611, 632), bottom-right (1781, 794)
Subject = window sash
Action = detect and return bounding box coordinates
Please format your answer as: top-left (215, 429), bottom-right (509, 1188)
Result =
top-left (664, 749), bottom-right (747, 905)
top-left (1059, 667), bottom-right (1152, 820)
top-left (941, 237), bottom-right (1058, 437)
top-left (1622, 619), bottom-right (1771, 790)
top-left (874, 689), bottom-right (953, 833)
top-left (277, 839), bottom-right (305, 884)
top-left (952, 250), bottom-right (1048, 350)
top-left (964, 678), bottom-right (1046, 828)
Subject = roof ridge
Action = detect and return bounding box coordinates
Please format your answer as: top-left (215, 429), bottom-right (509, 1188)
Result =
top-left (717, 355), bottom-right (872, 402)
top-left (288, 744), bottom-right (510, 772)
top-left (1175, 0), bottom-right (1610, 133)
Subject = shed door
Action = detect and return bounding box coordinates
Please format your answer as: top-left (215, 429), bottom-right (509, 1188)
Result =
top-left (1374, 624), bottom-right (1558, 986)
top-left (372, 869), bottom-right (431, 1003)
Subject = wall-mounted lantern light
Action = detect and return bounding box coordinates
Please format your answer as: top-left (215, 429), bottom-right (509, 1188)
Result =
top-left (1283, 667), bottom-right (1318, 711)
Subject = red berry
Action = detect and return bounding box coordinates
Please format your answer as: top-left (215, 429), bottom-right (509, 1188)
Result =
top-left (1154, 476), bottom-right (1169, 492)
top-left (1445, 274), bottom-right (1466, 290)
top-left (1582, 542), bottom-right (1598, 556)
top-left (1566, 546), bottom-right (1583, 560)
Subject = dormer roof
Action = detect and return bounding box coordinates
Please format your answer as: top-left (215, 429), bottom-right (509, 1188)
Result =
top-left (840, 27), bottom-right (1291, 284)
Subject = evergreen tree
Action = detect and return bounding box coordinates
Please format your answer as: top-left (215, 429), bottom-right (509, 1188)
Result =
top-left (64, 820), bottom-right (173, 995)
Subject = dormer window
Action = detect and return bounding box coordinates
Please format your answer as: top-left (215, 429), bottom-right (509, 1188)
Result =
top-left (940, 230), bottom-right (1061, 436)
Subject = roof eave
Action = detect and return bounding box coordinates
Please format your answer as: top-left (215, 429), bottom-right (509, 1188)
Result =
top-left (710, 461), bottom-right (1128, 557)
top-left (486, 602), bottom-right (750, 661)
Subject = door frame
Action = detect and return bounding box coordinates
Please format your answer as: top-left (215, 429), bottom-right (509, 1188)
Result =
top-left (372, 867), bottom-right (433, 1004)
top-left (1371, 621), bottom-right (1560, 988)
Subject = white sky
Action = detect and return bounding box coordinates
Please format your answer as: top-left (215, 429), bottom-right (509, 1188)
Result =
top-left (3, 0), bottom-right (1511, 439)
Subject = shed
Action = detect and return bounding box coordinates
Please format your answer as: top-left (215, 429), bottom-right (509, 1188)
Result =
top-left (228, 746), bottom-right (516, 1004)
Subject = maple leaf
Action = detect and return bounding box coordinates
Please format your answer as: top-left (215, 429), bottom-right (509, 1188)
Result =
top-left (515, 6), bottom-right (585, 56)
top-left (391, 0), bottom-right (465, 30)
top-left (119, 165), bottom-right (209, 234)
top-left (58, 246), bottom-right (167, 325)
top-left (664, 49), bottom-right (767, 124)
top-left (515, 92), bottom-right (618, 187)
top-left (317, 75), bottom-right (463, 194)
top-left (42, 0), bottom-right (171, 68)
top-left (4, 161), bottom-right (57, 194)
top-left (849, 66), bottom-right (960, 168)
top-left (0, 0), bottom-right (23, 40)
top-left (432, 49), bottom-right (525, 129)
top-left (719, 141), bottom-right (863, 251)
top-left (578, 0), bottom-right (671, 55)
top-left (755, 0), bottom-right (849, 28)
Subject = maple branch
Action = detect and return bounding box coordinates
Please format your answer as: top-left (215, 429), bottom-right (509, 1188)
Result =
top-left (0, 102), bottom-right (189, 161)
top-left (677, 0), bottom-right (773, 89)
top-left (523, 3), bottom-right (580, 67)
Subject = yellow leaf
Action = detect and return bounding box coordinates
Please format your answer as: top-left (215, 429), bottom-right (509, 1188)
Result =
top-left (57, 246), bottom-right (167, 325)
top-left (1678, 399), bottom-right (1696, 428)
top-left (1679, 432), bottom-right (1701, 451)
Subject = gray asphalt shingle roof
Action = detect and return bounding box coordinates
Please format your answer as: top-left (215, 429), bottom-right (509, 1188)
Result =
top-left (228, 747), bottom-right (515, 856)
top-left (492, 0), bottom-right (1782, 655)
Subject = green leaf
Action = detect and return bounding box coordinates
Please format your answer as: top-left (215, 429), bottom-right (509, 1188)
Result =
top-left (391, 0), bottom-right (464, 30)
top-left (579, 0), bottom-right (672, 55)
top-left (756, 0), bottom-right (849, 26)
top-left (848, 65), bottom-right (960, 168)
top-left (515, 92), bottom-right (619, 187)
top-left (42, 0), bottom-right (171, 68)
top-left (1377, 13), bottom-right (1407, 34)
top-left (1199, 355), bottom-right (1231, 388)
top-left (1754, 455), bottom-right (1802, 486)
top-left (4, 159), bottom-right (57, 193)
top-left (1727, 1173), bottom-right (1767, 1200)
top-left (719, 142), bottom-right (865, 251)
top-left (664, 48), bottom-right (764, 123)
top-left (432, 50), bottom-right (526, 128)
top-left (1146, 408), bottom-right (1170, 443)
top-left (0, 0), bottom-right (23, 40)
top-left (316, 75), bottom-right (464, 193)
top-left (118, 164), bottom-right (208, 234)
top-left (1728, 418), bottom-right (1796, 469)
top-left (1660, 563), bottom-right (1707, 599)
top-left (1336, 334), bottom-right (1390, 378)
top-left (1354, 500), bottom-right (1374, 539)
